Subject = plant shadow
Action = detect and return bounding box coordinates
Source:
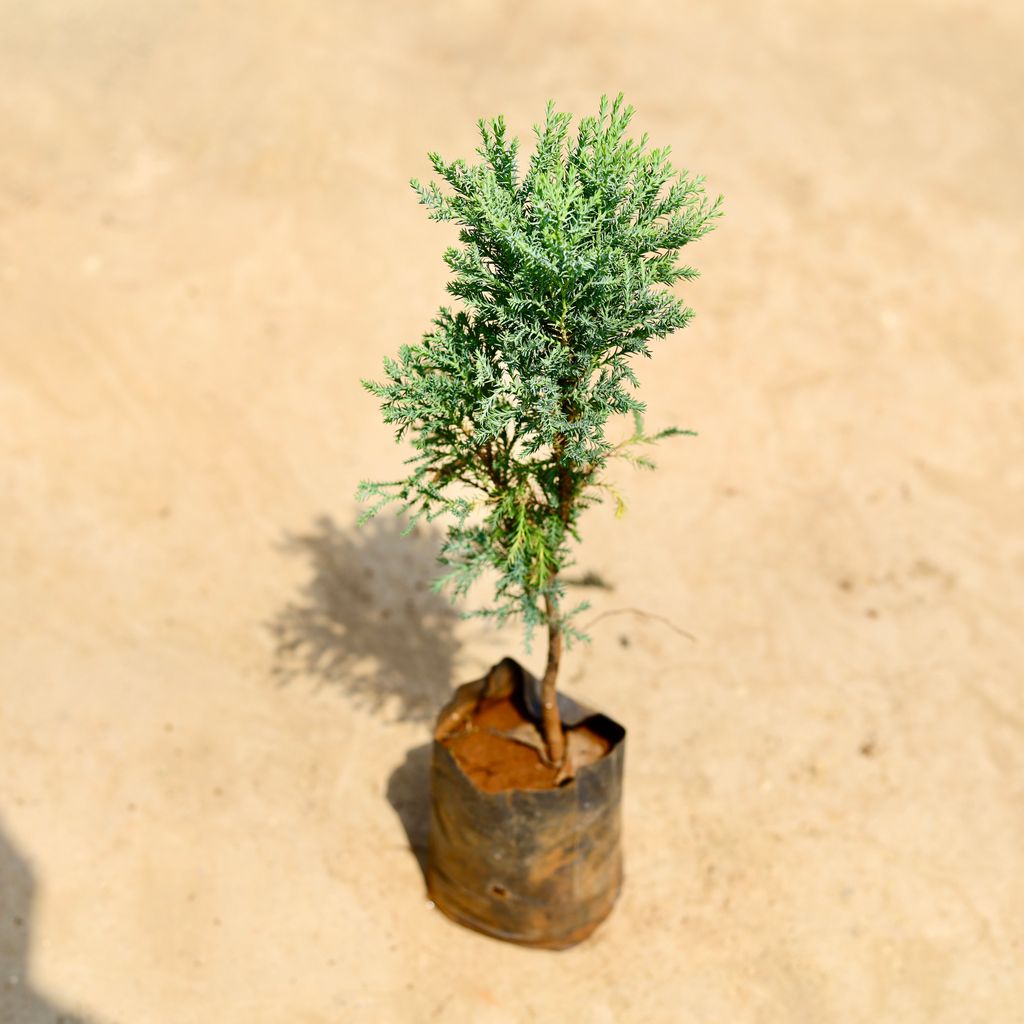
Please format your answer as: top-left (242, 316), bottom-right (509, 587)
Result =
top-left (270, 514), bottom-right (467, 883)
top-left (0, 818), bottom-right (96, 1024)
top-left (269, 514), bottom-right (461, 723)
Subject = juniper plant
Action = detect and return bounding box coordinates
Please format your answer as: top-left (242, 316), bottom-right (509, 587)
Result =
top-left (359, 95), bottom-right (721, 767)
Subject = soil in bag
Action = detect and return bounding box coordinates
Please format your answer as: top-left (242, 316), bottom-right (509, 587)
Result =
top-left (440, 688), bottom-right (613, 792)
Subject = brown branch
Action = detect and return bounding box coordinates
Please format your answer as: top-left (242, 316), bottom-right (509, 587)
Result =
top-left (537, 429), bottom-right (578, 768)
top-left (540, 591), bottom-right (566, 767)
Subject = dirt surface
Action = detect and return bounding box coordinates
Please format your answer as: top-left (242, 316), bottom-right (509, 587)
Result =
top-left (2, 1), bottom-right (1023, 1021)
top-left (442, 696), bottom-right (611, 792)
top-left (444, 696), bottom-right (562, 792)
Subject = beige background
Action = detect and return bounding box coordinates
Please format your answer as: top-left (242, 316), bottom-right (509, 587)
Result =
top-left (2, 1), bottom-right (1023, 1021)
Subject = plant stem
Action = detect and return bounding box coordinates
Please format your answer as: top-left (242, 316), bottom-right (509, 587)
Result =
top-left (537, 426), bottom-right (576, 769)
top-left (541, 591), bottom-right (566, 767)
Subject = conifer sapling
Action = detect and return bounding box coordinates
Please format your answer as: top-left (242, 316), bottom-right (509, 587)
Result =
top-left (359, 95), bottom-right (721, 769)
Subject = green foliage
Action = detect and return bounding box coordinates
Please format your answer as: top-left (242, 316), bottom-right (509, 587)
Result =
top-left (358, 95), bottom-right (721, 645)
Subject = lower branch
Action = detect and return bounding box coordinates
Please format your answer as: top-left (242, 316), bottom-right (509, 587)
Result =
top-left (540, 591), bottom-right (566, 767)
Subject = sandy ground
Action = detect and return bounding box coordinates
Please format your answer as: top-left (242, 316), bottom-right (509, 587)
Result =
top-left (2, 1), bottom-right (1023, 1021)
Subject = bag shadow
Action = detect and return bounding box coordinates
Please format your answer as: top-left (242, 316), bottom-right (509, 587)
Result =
top-left (385, 742), bottom-right (433, 882)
